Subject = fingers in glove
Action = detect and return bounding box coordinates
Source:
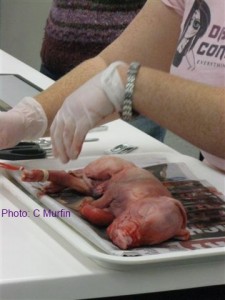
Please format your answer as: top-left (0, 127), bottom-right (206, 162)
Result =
top-left (0, 112), bottom-right (25, 149)
top-left (62, 117), bottom-right (79, 160)
top-left (50, 118), bottom-right (59, 158)
top-left (50, 115), bottom-right (70, 163)
top-left (0, 133), bottom-right (19, 150)
top-left (69, 130), bottom-right (86, 160)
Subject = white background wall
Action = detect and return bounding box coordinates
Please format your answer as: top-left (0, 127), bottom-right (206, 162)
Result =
top-left (0, 0), bottom-right (52, 70)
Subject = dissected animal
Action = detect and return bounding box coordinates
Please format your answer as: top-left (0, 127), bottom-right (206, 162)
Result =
top-left (21, 156), bottom-right (190, 249)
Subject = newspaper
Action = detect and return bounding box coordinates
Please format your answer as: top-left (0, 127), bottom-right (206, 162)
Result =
top-left (11, 158), bottom-right (225, 257)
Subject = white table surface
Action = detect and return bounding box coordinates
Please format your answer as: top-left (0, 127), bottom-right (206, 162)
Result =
top-left (0, 49), bottom-right (225, 300)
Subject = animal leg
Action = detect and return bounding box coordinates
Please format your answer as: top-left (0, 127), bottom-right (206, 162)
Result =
top-left (21, 169), bottom-right (92, 194)
top-left (79, 202), bottom-right (114, 226)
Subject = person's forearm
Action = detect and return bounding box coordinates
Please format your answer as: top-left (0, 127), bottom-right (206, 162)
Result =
top-left (35, 56), bottom-right (107, 129)
top-left (34, 0), bottom-right (180, 133)
top-left (119, 66), bottom-right (225, 159)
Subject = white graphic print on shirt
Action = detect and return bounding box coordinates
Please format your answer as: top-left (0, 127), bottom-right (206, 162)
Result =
top-left (164, 0), bottom-right (225, 87)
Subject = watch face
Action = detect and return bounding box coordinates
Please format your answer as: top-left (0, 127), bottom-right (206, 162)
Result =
top-left (0, 74), bottom-right (42, 111)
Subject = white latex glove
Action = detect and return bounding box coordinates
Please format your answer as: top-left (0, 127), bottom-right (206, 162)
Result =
top-left (50, 61), bottom-right (127, 163)
top-left (0, 97), bottom-right (47, 149)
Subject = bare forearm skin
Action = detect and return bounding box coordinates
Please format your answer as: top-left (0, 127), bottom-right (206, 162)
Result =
top-left (35, 0), bottom-right (181, 131)
top-left (33, 0), bottom-right (224, 159)
top-left (119, 65), bottom-right (225, 159)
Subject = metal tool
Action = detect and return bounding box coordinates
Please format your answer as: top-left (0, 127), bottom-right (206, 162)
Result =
top-left (89, 125), bottom-right (108, 132)
top-left (105, 144), bottom-right (138, 155)
top-left (34, 137), bottom-right (99, 157)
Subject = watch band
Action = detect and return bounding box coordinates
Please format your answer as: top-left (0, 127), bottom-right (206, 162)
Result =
top-left (121, 61), bottom-right (141, 121)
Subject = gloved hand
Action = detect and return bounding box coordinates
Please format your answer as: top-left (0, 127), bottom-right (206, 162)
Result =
top-left (0, 97), bottom-right (47, 149)
top-left (50, 61), bottom-right (127, 163)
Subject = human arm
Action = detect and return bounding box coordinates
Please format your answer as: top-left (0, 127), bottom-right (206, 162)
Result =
top-left (35, 0), bottom-right (181, 129)
top-left (2, 0), bottom-right (224, 165)
top-left (49, 0), bottom-right (225, 163)
top-left (0, 0), bottom-right (180, 150)
top-left (0, 97), bottom-right (47, 149)
top-left (50, 57), bottom-right (225, 164)
top-left (117, 65), bottom-right (225, 160)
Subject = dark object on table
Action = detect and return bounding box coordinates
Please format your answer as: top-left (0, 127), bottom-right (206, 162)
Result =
top-left (0, 142), bottom-right (46, 160)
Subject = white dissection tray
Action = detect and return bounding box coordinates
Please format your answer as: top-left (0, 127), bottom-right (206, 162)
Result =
top-left (1, 152), bottom-right (225, 269)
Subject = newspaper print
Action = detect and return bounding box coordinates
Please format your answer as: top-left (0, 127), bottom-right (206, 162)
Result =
top-left (11, 160), bottom-right (225, 256)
